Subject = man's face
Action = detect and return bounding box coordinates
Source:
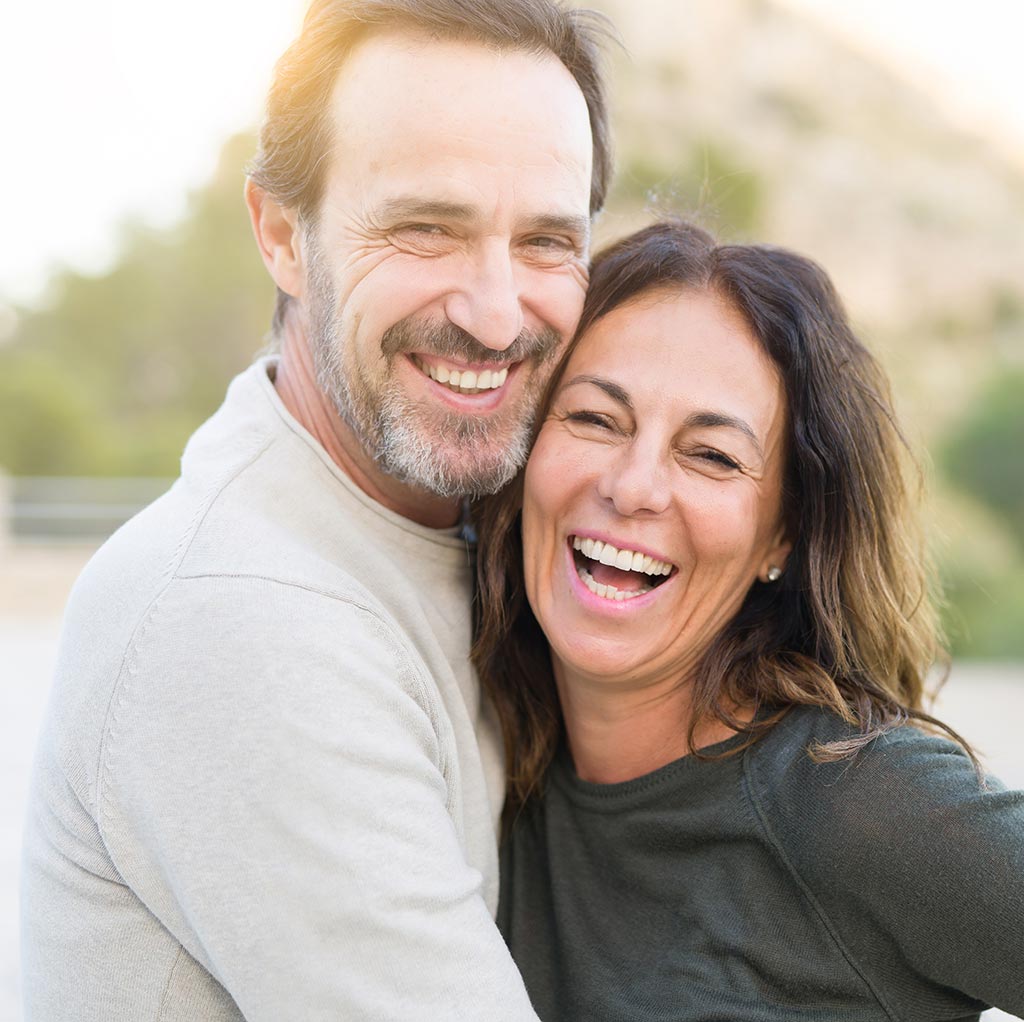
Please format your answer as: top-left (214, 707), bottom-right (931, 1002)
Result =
top-left (300, 31), bottom-right (594, 498)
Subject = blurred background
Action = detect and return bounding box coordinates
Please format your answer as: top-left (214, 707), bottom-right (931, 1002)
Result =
top-left (2, 0), bottom-right (1022, 1018)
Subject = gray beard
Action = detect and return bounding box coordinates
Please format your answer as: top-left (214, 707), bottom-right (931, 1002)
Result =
top-left (304, 246), bottom-right (560, 499)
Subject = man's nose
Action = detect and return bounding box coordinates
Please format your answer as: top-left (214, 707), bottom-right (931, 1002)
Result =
top-left (444, 243), bottom-right (525, 352)
top-left (596, 439), bottom-right (673, 517)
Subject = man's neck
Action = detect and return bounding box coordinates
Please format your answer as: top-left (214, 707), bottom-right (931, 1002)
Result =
top-left (272, 313), bottom-right (463, 530)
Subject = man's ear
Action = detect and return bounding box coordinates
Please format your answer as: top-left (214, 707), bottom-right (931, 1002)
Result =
top-left (760, 525), bottom-right (794, 584)
top-left (245, 178), bottom-right (306, 299)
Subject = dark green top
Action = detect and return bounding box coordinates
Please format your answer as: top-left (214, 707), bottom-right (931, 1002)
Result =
top-left (499, 706), bottom-right (1024, 1022)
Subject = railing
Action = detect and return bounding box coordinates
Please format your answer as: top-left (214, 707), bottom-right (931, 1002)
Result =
top-left (0, 475), bottom-right (175, 542)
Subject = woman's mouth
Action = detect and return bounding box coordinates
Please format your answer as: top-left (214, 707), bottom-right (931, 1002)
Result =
top-left (570, 535), bottom-right (675, 602)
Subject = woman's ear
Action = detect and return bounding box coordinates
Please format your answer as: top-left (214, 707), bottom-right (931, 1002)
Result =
top-left (760, 526), bottom-right (793, 583)
top-left (244, 178), bottom-right (306, 299)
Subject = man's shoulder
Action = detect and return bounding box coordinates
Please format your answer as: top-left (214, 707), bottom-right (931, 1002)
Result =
top-left (62, 467), bottom-right (420, 702)
top-left (49, 388), bottom-right (426, 743)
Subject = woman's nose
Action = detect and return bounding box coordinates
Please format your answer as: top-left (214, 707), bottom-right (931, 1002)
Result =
top-left (595, 440), bottom-right (672, 517)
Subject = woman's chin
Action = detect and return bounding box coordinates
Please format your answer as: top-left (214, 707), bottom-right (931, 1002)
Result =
top-left (549, 636), bottom-right (661, 691)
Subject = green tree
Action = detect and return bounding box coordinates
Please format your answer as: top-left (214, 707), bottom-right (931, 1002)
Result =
top-left (0, 133), bottom-right (273, 477)
top-left (941, 369), bottom-right (1024, 547)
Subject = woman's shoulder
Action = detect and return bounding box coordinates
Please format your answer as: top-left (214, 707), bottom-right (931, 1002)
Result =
top-left (742, 705), bottom-right (1024, 1009)
top-left (745, 704), bottom-right (1020, 844)
top-left (744, 703), bottom-right (1024, 909)
top-left (749, 703), bottom-right (981, 789)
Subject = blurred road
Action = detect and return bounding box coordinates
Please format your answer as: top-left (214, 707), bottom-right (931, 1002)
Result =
top-left (2, 544), bottom-right (1021, 1021)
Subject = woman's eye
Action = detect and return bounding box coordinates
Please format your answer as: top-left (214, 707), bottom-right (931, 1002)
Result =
top-left (566, 410), bottom-right (615, 430)
top-left (694, 449), bottom-right (741, 471)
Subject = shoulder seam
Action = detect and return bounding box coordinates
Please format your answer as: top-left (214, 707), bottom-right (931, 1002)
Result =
top-left (161, 431), bottom-right (274, 586)
top-left (92, 432), bottom-right (274, 823)
top-left (741, 746), bottom-right (903, 1022)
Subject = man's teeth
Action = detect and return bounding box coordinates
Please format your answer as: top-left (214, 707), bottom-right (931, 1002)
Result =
top-left (572, 536), bottom-right (673, 577)
top-left (416, 357), bottom-right (509, 395)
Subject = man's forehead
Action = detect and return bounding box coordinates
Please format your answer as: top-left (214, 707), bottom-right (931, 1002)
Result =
top-left (325, 29), bottom-right (592, 156)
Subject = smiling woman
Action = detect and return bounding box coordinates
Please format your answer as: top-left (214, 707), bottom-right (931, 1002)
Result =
top-left (473, 220), bottom-right (1024, 1021)
top-left (522, 286), bottom-right (791, 723)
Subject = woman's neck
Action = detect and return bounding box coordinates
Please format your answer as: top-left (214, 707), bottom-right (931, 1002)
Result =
top-left (556, 667), bottom-right (750, 785)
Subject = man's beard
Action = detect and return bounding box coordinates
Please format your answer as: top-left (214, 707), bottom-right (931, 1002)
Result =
top-left (305, 250), bottom-right (562, 499)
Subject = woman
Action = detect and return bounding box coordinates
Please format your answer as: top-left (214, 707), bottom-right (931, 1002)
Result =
top-left (474, 221), bottom-right (1024, 1021)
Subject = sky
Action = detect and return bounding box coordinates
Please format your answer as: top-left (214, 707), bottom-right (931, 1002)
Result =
top-left (1, 0), bottom-right (1022, 309)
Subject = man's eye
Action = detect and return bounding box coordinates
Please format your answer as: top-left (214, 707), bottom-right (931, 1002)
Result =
top-left (388, 224), bottom-right (453, 251)
top-left (522, 235), bottom-right (576, 265)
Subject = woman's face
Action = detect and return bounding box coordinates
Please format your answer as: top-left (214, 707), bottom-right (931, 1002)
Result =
top-left (522, 288), bottom-right (792, 692)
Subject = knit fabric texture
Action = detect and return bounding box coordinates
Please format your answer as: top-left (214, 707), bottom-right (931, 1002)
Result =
top-left (500, 705), bottom-right (1024, 1021)
top-left (21, 359), bottom-right (538, 1021)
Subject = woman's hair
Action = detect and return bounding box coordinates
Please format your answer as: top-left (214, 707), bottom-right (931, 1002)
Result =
top-left (474, 219), bottom-right (961, 818)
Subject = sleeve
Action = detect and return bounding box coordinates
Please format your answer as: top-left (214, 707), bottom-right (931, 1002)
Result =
top-left (97, 573), bottom-right (539, 1021)
top-left (752, 721), bottom-right (1024, 1019)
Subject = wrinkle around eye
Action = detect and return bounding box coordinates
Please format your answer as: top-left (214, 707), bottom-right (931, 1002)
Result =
top-left (386, 226), bottom-right (460, 256)
top-left (553, 408), bottom-right (627, 441)
top-left (517, 236), bottom-right (583, 268)
top-left (679, 448), bottom-right (750, 478)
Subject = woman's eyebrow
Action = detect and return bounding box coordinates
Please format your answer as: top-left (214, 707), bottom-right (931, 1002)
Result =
top-left (685, 411), bottom-right (763, 458)
top-left (559, 377), bottom-right (765, 456)
top-left (560, 374), bottom-right (632, 409)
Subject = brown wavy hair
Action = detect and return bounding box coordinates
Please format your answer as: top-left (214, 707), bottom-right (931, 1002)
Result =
top-left (248, 0), bottom-right (615, 334)
top-left (473, 220), bottom-right (963, 819)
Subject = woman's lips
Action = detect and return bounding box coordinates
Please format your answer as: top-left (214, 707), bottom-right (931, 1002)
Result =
top-left (567, 535), bottom-right (676, 605)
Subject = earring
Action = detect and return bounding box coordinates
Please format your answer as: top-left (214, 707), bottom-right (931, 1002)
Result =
top-left (766, 566), bottom-right (782, 582)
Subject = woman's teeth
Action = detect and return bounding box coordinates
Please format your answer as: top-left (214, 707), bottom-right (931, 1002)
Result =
top-left (572, 536), bottom-right (673, 577)
top-left (577, 567), bottom-right (651, 601)
top-left (571, 536), bottom-right (674, 603)
top-left (415, 356), bottom-right (509, 395)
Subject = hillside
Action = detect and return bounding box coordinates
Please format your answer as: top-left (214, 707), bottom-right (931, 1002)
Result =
top-left (593, 0), bottom-right (1024, 429)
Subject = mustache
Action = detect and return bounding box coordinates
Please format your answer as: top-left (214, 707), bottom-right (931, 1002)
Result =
top-left (380, 318), bottom-right (561, 366)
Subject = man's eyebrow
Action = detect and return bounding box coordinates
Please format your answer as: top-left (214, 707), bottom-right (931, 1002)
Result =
top-left (522, 213), bottom-right (591, 239)
top-left (375, 198), bottom-right (477, 223)
top-left (374, 200), bottom-right (590, 239)
top-left (684, 411), bottom-right (764, 458)
top-left (560, 374), bottom-right (632, 409)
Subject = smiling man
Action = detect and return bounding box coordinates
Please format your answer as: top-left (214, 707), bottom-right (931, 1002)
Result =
top-left (20, 2), bottom-right (611, 1019)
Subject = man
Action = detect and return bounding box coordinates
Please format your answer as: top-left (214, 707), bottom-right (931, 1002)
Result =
top-left (20, 1), bottom-right (612, 1018)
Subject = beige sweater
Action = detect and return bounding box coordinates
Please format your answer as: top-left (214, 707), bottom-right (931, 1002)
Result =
top-left (21, 360), bottom-right (538, 1021)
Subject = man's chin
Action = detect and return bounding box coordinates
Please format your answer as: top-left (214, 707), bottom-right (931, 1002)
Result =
top-left (379, 435), bottom-right (526, 499)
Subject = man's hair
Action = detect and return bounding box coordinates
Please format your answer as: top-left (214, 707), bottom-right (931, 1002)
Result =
top-left (249, 0), bottom-right (614, 333)
top-left (473, 219), bottom-right (965, 822)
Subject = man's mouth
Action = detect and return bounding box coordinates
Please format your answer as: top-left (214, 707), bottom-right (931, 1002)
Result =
top-left (571, 535), bottom-right (675, 602)
top-left (411, 355), bottom-right (510, 396)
